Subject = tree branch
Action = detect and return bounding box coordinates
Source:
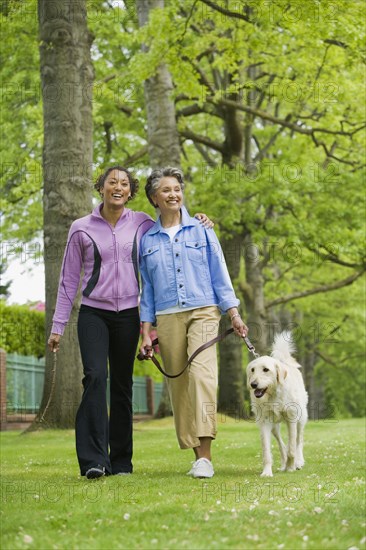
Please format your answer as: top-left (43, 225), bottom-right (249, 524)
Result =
top-left (266, 269), bottom-right (365, 309)
top-left (176, 103), bottom-right (220, 118)
top-left (310, 132), bottom-right (363, 166)
top-left (254, 120), bottom-right (290, 162)
top-left (99, 74), bottom-right (116, 84)
top-left (324, 39), bottom-right (348, 49)
top-left (180, 128), bottom-right (225, 153)
top-left (122, 145), bottom-right (149, 167)
top-left (103, 121), bottom-right (113, 155)
top-left (316, 350), bottom-right (365, 367)
top-left (306, 245), bottom-right (365, 268)
top-left (116, 103), bottom-right (133, 116)
top-left (192, 141), bottom-right (217, 166)
top-left (199, 0), bottom-right (252, 23)
top-left (181, 55), bottom-right (216, 94)
top-left (206, 96), bottom-right (365, 139)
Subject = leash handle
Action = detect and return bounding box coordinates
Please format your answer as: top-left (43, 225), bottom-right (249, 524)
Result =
top-left (137, 329), bottom-right (259, 378)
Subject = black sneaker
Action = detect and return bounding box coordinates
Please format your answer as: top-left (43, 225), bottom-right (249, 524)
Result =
top-left (85, 466), bottom-right (105, 479)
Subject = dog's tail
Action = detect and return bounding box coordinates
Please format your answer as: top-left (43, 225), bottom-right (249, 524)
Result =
top-left (271, 331), bottom-right (300, 367)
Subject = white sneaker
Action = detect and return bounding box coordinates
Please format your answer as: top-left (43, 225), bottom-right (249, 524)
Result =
top-left (187, 461), bottom-right (197, 476)
top-left (191, 458), bottom-right (214, 479)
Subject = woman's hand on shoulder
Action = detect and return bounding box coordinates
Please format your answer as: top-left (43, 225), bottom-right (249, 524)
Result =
top-left (194, 213), bottom-right (214, 229)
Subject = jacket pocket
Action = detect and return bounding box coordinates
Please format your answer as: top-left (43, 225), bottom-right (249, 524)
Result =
top-left (185, 240), bottom-right (207, 264)
top-left (142, 245), bottom-right (160, 270)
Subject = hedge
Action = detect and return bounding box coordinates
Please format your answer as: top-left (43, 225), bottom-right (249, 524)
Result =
top-left (0, 301), bottom-right (45, 357)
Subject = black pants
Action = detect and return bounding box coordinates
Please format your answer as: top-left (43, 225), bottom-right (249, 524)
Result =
top-left (76, 305), bottom-right (140, 475)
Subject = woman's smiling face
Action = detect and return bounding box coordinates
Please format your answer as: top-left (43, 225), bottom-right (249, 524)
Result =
top-left (101, 169), bottom-right (131, 207)
top-left (153, 176), bottom-right (183, 214)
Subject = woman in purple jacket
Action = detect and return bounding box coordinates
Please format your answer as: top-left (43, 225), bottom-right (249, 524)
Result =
top-left (48, 166), bottom-right (211, 479)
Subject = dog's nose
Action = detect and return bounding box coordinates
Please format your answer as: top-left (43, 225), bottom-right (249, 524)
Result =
top-left (251, 382), bottom-right (258, 389)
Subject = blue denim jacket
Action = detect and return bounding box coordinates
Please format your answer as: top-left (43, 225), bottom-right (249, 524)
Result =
top-left (139, 206), bottom-right (240, 323)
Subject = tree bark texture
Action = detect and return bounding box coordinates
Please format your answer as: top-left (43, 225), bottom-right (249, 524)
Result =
top-left (242, 232), bottom-right (268, 356)
top-left (136, 0), bottom-right (181, 168)
top-left (218, 234), bottom-right (246, 414)
top-left (33, 0), bottom-right (94, 429)
top-left (217, 69), bottom-right (254, 413)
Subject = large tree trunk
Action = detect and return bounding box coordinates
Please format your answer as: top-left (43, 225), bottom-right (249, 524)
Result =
top-left (136, 0), bottom-right (180, 417)
top-left (218, 234), bottom-right (245, 414)
top-left (218, 60), bottom-right (270, 414)
top-left (217, 80), bottom-right (246, 413)
top-left (30, 0), bottom-right (94, 429)
top-left (242, 232), bottom-right (268, 356)
top-left (136, 0), bottom-right (181, 168)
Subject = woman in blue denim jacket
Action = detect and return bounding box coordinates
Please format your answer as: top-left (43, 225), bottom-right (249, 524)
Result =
top-left (139, 167), bottom-right (248, 479)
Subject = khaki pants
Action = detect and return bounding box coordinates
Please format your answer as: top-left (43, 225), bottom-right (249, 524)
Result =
top-left (156, 306), bottom-right (221, 449)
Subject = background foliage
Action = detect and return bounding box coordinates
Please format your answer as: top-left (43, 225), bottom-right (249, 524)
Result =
top-left (0, 302), bottom-right (45, 357)
top-left (0, 0), bottom-right (365, 417)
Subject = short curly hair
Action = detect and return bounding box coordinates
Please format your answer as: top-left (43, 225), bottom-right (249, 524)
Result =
top-left (145, 167), bottom-right (185, 207)
top-left (94, 165), bottom-right (139, 200)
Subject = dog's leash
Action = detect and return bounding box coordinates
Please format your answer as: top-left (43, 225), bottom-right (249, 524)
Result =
top-left (38, 352), bottom-right (57, 425)
top-left (137, 328), bottom-right (259, 378)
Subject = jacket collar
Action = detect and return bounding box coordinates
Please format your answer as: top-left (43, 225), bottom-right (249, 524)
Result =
top-left (91, 203), bottom-right (105, 219)
top-left (91, 202), bottom-right (131, 225)
top-left (148, 205), bottom-right (196, 235)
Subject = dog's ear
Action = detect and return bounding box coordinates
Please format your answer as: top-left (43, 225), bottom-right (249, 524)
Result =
top-left (276, 362), bottom-right (288, 384)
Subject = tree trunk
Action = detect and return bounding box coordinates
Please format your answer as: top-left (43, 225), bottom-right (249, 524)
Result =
top-left (297, 323), bottom-right (326, 421)
top-left (242, 232), bottom-right (268, 355)
top-left (217, 72), bottom-right (251, 413)
top-left (30, 0), bottom-right (94, 429)
top-left (136, 0), bottom-right (181, 168)
top-left (218, 234), bottom-right (245, 415)
top-left (136, 0), bottom-right (181, 417)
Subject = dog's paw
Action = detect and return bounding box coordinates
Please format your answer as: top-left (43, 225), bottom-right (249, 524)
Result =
top-left (260, 469), bottom-right (273, 477)
top-left (285, 457), bottom-right (295, 471)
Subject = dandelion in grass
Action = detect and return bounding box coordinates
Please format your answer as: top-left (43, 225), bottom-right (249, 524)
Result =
top-left (246, 534), bottom-right (259, 541)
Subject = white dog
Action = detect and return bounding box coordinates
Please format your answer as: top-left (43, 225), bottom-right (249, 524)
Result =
top-left (246, 331), bottom-right (308, 477)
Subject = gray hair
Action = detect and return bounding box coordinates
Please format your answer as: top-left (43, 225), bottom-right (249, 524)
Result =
top-left (145, 167), bottom-right (185, 207)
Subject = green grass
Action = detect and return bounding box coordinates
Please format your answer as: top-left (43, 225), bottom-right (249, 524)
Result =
top-left (1, 417), bottom-right (365, 549)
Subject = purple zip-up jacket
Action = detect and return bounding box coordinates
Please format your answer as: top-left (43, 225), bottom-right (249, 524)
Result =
top-left (51, 203), bottom-right (154, 335)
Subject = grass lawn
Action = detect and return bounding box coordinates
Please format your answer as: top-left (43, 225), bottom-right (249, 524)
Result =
top-left (1, 416), bottom-right (365, 549)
